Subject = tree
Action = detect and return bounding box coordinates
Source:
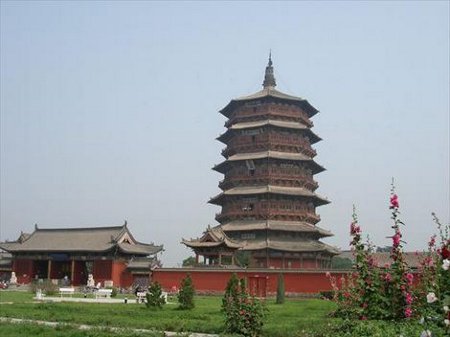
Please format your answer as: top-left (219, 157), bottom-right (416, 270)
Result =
top-left (331, 257), bottom-right (353, 269)
top-left (182, 256), bottom-right (196, 267)
top-left (276, 273), bottom-right (285, 304)
top-left (177, 274), bottom-right (195, 309)
top-left (146, 281), bottom-right (165, 309)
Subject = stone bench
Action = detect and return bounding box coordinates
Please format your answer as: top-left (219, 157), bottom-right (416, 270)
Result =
top-left (95, 288), bottom-right (113, 299)
top-left (59, 287), bottom-right (75, 297)
top-left (135, 291), bottom-right (168, 303)
top-left (136, 291), bottom-right (147, 303)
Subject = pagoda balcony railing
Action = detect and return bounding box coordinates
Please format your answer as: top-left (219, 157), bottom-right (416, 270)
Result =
top-left (216, 210), bottom-right (320, 224)
top-left (228, 104), bottom-right (313, 124)
top-left (218, 175), bottom-right (318, 191)
top-left (222, 144), bottom-right (316, 159)
top-left (225, 114), bottom-right (313, 129)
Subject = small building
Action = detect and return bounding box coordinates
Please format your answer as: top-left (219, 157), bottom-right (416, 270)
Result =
top-left (0, 223), bottom-right (163, 287)
top-left (182, 226), bottom-right (243, 266)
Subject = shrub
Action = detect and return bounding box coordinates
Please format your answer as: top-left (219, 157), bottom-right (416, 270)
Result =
top-left (30, 279), bottom-right (58, 296)
top-left (177, 273), bottom-right (195, 310)
top-left (222, 274), bottom-right (266, 337)
top-left (276, 273), bottom-right (285, 304)
top-left (145, 281), bottom-right (165, 309)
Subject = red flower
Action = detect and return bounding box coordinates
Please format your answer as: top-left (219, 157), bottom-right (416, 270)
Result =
top-left (441, 246), bottom-right (450, 259)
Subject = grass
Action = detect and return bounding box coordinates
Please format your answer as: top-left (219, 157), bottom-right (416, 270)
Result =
top-left (0, 322), bottom-right (163, 337)
top-left (2, 291), bottom-right (442, 337)
top-left (0, 291), bottom-right (336, 336)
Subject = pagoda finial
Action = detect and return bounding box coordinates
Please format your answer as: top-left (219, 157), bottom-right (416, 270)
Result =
top-left (262, 51), bottom-right (276, 88)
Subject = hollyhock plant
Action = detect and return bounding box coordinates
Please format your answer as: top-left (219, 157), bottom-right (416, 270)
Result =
top-left (385, 183), bottom-right (414, 320)
top-left (327, 182), bottom-right (448, 336)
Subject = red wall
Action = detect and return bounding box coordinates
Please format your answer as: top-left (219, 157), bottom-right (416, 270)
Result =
top-left (152, 268), bottom-right (350, 295)
top-left (12, 259), bottom-right (33, 284)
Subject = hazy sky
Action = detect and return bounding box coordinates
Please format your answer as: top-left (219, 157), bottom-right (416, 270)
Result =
top-left (1, 1), bottom-right (449, 267)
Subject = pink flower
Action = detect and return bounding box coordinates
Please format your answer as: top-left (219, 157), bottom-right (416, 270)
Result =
top-left (405, 273), bottom-right (414, 285)
top-left (390, 194), bottom-right (399, 208)
top-left (384, 273), bottom-right (392, 282)
top-left (404, 307), bottom-right (412, 318)
top-left (360, 316), bottom-right (367, 320)
top-left (405, 292), bottom-right (413, 305)
top-left (350, 222), bottom-right (361, 235)
top-left (392, 233), bottom-right (401, 247)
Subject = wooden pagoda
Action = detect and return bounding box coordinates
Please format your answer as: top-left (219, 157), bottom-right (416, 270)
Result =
top-left (183, 56), bottom-right (338, 269)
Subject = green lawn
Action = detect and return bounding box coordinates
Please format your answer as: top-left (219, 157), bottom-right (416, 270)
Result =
top-left (0, 291), bottom-right (336, 336)
top-left (1, 291), bottom-right (442, 337)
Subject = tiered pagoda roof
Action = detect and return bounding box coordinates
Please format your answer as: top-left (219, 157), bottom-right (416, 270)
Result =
top-left (183, 55), bottom-right (338, 267)
top-left (209, 185), bottom-right (329, 206)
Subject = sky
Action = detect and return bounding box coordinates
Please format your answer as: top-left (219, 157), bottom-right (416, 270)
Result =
top-left (1, 1), bottom-right (449, 267)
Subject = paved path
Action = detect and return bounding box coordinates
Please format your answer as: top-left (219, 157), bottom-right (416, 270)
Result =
top-left (0, 317), bottom-right (219, 337)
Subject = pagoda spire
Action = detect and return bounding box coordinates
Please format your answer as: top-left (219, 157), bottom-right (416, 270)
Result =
top-left (262, 51), bottom-right (276, 88)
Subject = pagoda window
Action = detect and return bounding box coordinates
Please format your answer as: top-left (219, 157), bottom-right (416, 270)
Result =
top-left (241, 129), bottom-right (260, 136)
top-left (241, 233), bottom-right (255, 240)
top-left (242, 204), bottom-right (254, 211)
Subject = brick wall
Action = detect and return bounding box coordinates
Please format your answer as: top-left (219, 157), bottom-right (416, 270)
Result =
top-left (152, 268), bottom-right (350, 295)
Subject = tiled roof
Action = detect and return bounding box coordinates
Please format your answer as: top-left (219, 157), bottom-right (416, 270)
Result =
top-left (209, 185), bottom-right (329, 206)
top-left (0, 225), bottom-right (163, 256)
top-left (337, 251), bottom-right (429, 269)
top-left (182, 227), bottom-right (243, 250)
top-left (126, 257), bottom-right (157, 270)
top-left (217, 120), bottom-right (321, 144)
top-left (220, 87), bottom-right (319, 118)
top-left (213, 150), bottom-right (325, 174)
top-left (221, 220), bottom-right (333, 237)
top-left (242, 238), bottom-right (339, 254)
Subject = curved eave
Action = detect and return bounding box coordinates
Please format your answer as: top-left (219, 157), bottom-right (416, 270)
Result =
top-left (208, 185), bottom-right (330, 206)
top-left (242, 239), bottom-right (340, 255)
top-left (0, 242), bottom-right (164, 256)
top-left (219, 88), bottom-right (319, 118)
top-left (0, 245), bottom-right (116, 254)
top-left (213, 152), bottom-right (325, 174)
top-left (221, 220), bottom-right (333, 237)
top-left (181, 240), bottom-right (242, 249)
top-left (217, 121), bottom-right (321, 145)
top-left (118, 243), bottom-right (163, 256)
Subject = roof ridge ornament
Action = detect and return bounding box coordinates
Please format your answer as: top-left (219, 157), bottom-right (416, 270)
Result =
top-left (262, 51), bottom-right (276, 89)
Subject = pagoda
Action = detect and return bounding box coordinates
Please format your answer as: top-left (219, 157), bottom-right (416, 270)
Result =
top-left (183, 55), bottom-right (338, 269)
